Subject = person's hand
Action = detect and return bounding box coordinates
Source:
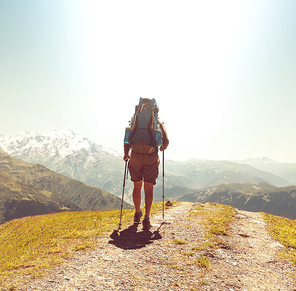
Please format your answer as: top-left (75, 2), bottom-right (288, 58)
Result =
top-left (160, 144), bottom-right (167, 151)
top-left (123, 154), bottom-right (130, 161)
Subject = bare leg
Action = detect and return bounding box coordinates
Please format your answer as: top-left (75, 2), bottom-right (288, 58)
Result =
top-left (133, 181), bottom-right (143, 212)
top-left (144, 182), bottom-right (154, 217)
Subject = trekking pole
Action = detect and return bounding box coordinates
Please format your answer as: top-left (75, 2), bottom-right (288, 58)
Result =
top-left (119, 160), bottom-right (128, 229)
top-left (162, 150), bottom-right (165, 219)
top-left (154, 150), bottom-right (171, 236)
top-left (110, 160), bottom-right (128, 239)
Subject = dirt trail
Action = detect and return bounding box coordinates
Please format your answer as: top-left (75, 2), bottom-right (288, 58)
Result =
top-left (14, 202), bottom-right (296, 291)
top-left (206, 209), bottom-right (296, 290)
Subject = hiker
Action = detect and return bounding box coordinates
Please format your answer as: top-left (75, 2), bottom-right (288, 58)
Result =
top-left (123, 98), bottom-right (169, 230)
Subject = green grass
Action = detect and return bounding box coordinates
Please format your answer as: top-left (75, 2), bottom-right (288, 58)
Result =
top-left (190, 203), bottom-right (235, 264)
top-left (173, 239), bottom-right (188, 245)
top-left (206, 204), bottom-right (235, 236)
top-left (0, 201), bottom-right (236, 289)
top-left (191, 203), bottom-right (235, 237)
top-left (195, 257), bottom-right (210, 268)
top-left (0, 208), bottom-right (135, 287)
top-left (182, 251), bottom-right (194, 256)
top-left (0, 201), bottom-right (170, 287)
top-left (262, 212), bottom-right (296, 264)
top-left (199, 279), bottom-right (210, 285)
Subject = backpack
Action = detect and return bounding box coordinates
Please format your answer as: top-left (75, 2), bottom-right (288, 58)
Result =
top-left (124, 97), bottom-right (162, 154)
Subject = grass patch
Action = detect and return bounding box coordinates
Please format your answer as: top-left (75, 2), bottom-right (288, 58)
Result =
top-left (195, 257), bottom-right (210, 268)
top-left (199, 279), bottom-right (210, 285)
top-left (192, 246), bottom-right (202, 251)
top-left (262, 212), bottom-right (296, 264)
top-left (74, 244), bottom-right (91, 251)
top-left (182, 251), bottom-right (194, 256)
top-left (189, 203), bottom-right (235, 269)
top-left (173, 239), bottom-right (188, 245)
top-left (207, 205), bottom-right (235, 236)
top-left (191, 203), bottom-right (235, 239)
top-left (0, 207), bottom-right (135, 287)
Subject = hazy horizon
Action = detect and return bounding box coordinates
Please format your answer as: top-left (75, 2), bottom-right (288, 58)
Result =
top-left (0, 128), bottom-right (292, 164)
top-left (1, 1), bottom-right (296, 163)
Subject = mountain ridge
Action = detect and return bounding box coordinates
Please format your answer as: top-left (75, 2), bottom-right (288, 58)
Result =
top-left (178, 182), bottom-right (296, 219)
top-left (164, 159), bottom-right (291, 189)
top-left (232, 158), bottom-right (296, 184)
top-left (0, 170), bottom-right (81, 224)
top-left (1, 129), bottom-right (295, 206)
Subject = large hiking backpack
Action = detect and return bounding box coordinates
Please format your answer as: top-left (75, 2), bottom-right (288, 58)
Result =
top-left (124, 97), bottom-right (162, 154)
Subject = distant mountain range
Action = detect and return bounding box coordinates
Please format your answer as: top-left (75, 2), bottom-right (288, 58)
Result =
top-left (164, 159), bottom-right (291, 189)
top-left (1, 129), bottom-right (296, 214)
top-left (0, 150), bottom-right (132, 224)
top-left (233, 158), bottom-right (296, 184)
top-left (178, 182), bottom-right (296, 219)
top-left (1, 130), bottom-right (199, 204)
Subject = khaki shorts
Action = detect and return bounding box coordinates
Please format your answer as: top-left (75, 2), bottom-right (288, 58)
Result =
top-left (129, 151), bottom-right (160, 185)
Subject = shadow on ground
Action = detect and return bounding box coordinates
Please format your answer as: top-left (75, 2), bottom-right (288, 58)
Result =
top-left (108, 223), bottom-right (163, 250)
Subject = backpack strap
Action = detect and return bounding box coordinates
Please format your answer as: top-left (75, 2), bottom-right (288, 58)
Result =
top-left (131, 103), bottom-right (146, 130)
top-left (151, 107), bottom-right (157, 130)
top-left (129, 105), bottom-right (141, 144)
top-left (146, 110), bottom-right (157, 148)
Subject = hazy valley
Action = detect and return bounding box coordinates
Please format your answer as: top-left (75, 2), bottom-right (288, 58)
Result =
top-left (1, 129), bottom-right (296, 222)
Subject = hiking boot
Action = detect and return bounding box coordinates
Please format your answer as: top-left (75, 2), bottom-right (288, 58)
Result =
top-left (134, 210), bottom-right (143, 223)
top-left (165, 200), bottom-right (173, 206)
top-left (142, 219), bottom-right (152, 230)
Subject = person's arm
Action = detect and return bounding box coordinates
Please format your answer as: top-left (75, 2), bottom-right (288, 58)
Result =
top-left (158, 121), bottom-right (169, 151)
top-left (123, 143), bottom-right (131, 161)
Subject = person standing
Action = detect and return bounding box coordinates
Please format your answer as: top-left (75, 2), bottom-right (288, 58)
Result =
top-left (123, 98), bottom-right (169, 230)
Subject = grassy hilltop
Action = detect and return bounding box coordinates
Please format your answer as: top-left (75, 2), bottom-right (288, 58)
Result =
top-left (1, 202), bottom-right (295, 289)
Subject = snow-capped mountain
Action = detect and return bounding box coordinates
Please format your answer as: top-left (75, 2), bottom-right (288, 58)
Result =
top-left (0, 129), bottom-right (134, 203)
top-left (0, 129), bottom-right (119, 160)
top-left (0, 129), bottom-right (122, 181)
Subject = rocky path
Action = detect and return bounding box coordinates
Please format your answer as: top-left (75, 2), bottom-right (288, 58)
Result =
top-left (205, 209), bottom-right (296, 290)
top-left (16, 202), bottom-right (296, 291)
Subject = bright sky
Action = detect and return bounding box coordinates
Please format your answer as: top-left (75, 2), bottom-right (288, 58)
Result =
top-left (1, 0), bottom-right (296, 163)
